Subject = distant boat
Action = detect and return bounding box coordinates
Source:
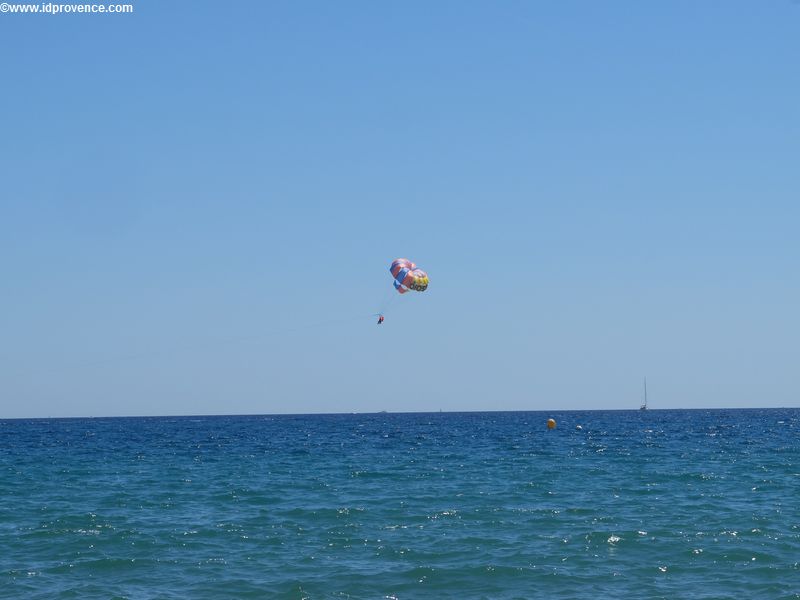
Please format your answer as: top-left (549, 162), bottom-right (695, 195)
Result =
top-left (640, 378), bottom-right (648, 410)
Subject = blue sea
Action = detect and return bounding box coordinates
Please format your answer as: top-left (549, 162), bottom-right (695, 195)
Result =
top-left (1, 410), bottom-right (799, 599)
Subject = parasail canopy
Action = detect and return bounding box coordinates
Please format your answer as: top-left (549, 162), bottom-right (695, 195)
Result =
top-left (389, 258), bottom-right (429, 294)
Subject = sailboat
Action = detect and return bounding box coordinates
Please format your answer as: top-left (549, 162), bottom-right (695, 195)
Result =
top-left (640, 378), bottom-right (648, 410)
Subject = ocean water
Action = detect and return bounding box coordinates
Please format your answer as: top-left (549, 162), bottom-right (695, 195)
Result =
top-left (1, 410), bottom-right (799, 599)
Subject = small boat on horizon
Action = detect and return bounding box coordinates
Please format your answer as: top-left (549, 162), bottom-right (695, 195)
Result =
top-left (640, 378), bottom-right (648, 410)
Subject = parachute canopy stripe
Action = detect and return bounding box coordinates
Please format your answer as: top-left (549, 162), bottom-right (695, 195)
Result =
top-left (393, 280), bottom-right (409, 293)
top-left (390, 259), bottom-right (415, 278)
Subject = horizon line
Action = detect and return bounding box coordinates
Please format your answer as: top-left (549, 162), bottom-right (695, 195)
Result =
top-left (2, 406), bottom-right (798, 421)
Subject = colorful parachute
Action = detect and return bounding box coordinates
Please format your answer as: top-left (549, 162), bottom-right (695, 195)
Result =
top-left (390, 258), bottom-right (429, 294)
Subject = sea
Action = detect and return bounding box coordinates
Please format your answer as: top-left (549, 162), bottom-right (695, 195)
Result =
top-left (1, 409), bottom-right (798, 599)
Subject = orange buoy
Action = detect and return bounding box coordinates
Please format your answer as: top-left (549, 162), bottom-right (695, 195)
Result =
top-left (547, 418), bottom-right (556, 430)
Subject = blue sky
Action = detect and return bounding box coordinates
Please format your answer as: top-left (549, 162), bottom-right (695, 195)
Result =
top-left (1, 1), bottom-right (798, 417)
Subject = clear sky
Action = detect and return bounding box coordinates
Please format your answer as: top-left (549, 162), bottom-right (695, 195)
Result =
top-left (1, 1), bottom-right (798, 418)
